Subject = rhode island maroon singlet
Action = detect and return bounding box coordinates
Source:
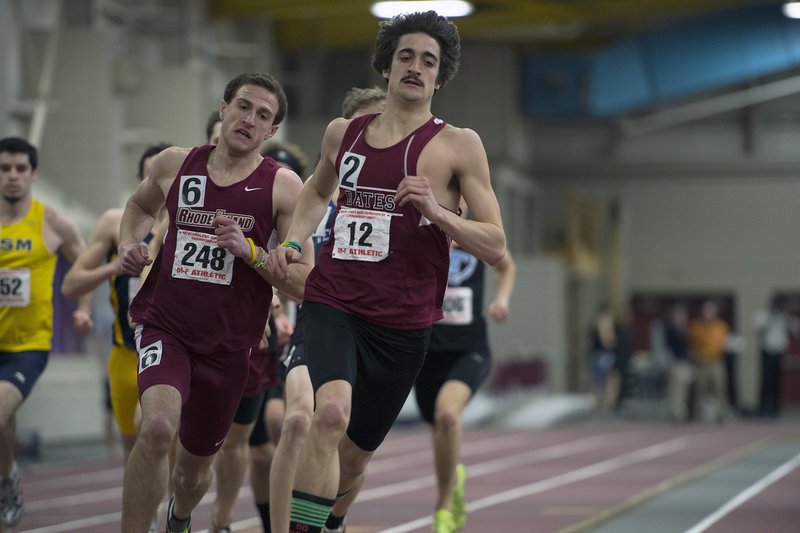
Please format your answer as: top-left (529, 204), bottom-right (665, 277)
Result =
top-left (130, 145), bottom-right (277, 354)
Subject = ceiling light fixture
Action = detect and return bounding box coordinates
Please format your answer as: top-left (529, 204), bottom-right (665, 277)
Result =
top-left (783, 2), bottom-right (800, 18)
top-left (370, 1), bottom-right (474, 19)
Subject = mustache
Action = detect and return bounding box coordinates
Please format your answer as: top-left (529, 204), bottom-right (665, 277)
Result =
top-left (2, 194), bottom-right (22, 204)
top-left (401, 75), bottom-right (423, 86)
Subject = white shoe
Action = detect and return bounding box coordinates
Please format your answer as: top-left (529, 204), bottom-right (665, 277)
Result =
top-left (148, 502), bottom-right (161, 533)
top-left (0, 464), bottom-right (24, 528)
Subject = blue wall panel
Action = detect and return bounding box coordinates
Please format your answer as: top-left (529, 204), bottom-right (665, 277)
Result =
top-left (522, 53), bottom-right (591, 118)
top-left (592, 39), bottom-right (653, 115)
top-left (643, 16), bottom-right (748, 100)
top-left (740, 8), bottom-right (795, 74)
top-left (522, 3), bottom-right (800, 118)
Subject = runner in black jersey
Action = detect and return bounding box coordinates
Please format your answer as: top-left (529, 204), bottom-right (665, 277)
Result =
top-left (413, 242), bottom-right (515, 531)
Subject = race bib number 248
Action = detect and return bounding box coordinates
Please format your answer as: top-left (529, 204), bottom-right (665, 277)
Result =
top-left (171, 229), bottom-right (234, 285)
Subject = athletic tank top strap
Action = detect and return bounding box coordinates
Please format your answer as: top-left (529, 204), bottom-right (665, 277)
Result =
top-left (338, 114), bottom-right (447, 178)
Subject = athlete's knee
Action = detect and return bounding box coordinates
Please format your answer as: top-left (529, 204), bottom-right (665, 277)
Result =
top-left (137, 414), bottom-right (178, 455)
top-left (249, 442), bottom-right (274, 468)
top-left (281, 407), bottom-right (313, 445)
top-left (173, 462), bottom-right (213, 495)
top-left (218, 436), bottom-right (248, 461)
top-left (266, 414), bottom-right (283, 443)
top-left (0, 414), bottom-right (13, 436)
top-left (315, 398), bottom-right (349, 436)
top-left (434, 405), bottom-right (462, 432)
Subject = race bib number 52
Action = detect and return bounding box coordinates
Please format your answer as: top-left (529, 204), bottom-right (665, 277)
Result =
top-left (0, 268), bottom-right (31, 307)
top-left (172, 229), bottom-right (234, 285)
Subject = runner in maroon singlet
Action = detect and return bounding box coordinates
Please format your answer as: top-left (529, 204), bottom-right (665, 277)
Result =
top-left (265, 12), bottom-right (507, 533)
top-left (116, 72), bottom-right (314, 533)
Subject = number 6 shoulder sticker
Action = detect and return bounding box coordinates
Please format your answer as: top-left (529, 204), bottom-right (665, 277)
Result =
top-left (339, 152), bottom-right (365, 191)
top-left (138, 340), bottom-right (163, 374)
top-left (179, 175), bottom-right (206, 207)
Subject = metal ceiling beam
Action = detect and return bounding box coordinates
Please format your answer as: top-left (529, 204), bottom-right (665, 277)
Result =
top-left (619, 74), bottom-right (800, 136)
top-left (207, 0), bottom-right (775, 50)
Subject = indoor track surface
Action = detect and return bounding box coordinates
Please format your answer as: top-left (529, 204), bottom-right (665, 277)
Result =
top-left (9, 418), bottom-right (800, 533)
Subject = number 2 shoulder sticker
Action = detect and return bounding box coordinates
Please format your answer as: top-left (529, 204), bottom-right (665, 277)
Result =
top-left (339, 152), bottom-right (365, 191)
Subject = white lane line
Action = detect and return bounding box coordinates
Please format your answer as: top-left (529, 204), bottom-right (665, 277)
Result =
top-left (376, 429), bottom-right (531, 455)
top-left (15, 512), bottom-right (121, 533)
top-left (20, 431), bottom-right (529, 507)
top-left (192, 434), bottom-right (616, 533)
top-left (18, 431), bottom-right (541, 511)
top-left (682, 450), bottom-right (800, 533)
top-left (15, 430), bottom-right (649, 532)
top-left (26, 487), bottom-right (122, 511)
top-left (358, 434), bottom-right (612, 501)
top-left (377, 436), bottom-right (692, 533)
top-left (23, 466), bottom-right (124, 491)
top-left (368, 432), bottom-right (548, 474)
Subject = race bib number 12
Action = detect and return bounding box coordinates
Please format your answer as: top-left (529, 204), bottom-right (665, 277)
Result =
top-left (332, 207), bottom-right (390, 262)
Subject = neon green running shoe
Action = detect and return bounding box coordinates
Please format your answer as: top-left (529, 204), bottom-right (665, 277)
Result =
top-left (451, 463), bottom-right (467, 530)
top-left (432, 509), bottom-right (456, 533)
top-left (165, 494), bottom-right (191, 533)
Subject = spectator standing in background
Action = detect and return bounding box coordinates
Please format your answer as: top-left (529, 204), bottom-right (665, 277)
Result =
top-left (664, 305), bottom-right (692, 422)
top-left (689, 300), bottom-right (730, 422)
top-left (754, 295), bottom-right (799, 418)
top-left (588, 304), bottom-right (617, 412)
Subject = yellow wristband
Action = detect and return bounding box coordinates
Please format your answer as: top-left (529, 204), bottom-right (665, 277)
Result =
top-left (246, 238), bottom-right (257, 265)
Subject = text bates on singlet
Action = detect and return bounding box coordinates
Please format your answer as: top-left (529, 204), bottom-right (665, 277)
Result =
top-left (0, 268), bottom-right (31, 307)
top-left (440, 286), bottom-right (473, 325)
top-left (172, 174), bottom-right (235, 285)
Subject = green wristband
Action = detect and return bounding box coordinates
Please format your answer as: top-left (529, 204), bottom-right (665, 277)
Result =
top-left (281, 240), bottom-right (302, 254)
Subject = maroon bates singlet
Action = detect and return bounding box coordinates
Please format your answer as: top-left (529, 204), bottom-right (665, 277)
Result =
top-left (304, 114), bottom-right (451, 329)
top-left (130, 145), bottom-right (277, 354)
